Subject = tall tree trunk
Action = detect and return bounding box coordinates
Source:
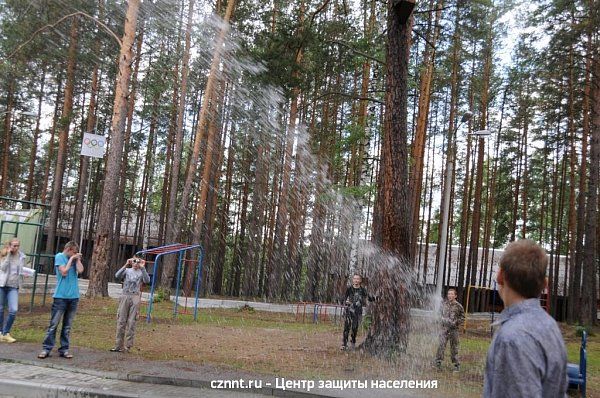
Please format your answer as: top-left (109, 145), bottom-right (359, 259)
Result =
top-left (261, 129), bottom-right (284, 296)
top-left (421, 124), bottom-right (437, 284)
top-left (41, 75), bottom-right (64, 204)
top-left (191, 75), bottom-right (226, 244)
top-left (88, 0), bottom-right (141, 297)
top-left (46, 17), bottom-right (79, 254)
top-left (363, 0), bottom-right (414, 357)
top-left (548, 140), bottom-right (560, 313)
top-left (188, 77), bottom-right (227, 294)
top-left (112, 22), bottom-right (144, 265)
top-left (25, 69), bottom-right (46, 202)
top-left (135, 96), bottom-right (159, 248)
top-left (570, 28), bottom-right (593, 323)
top-left (456, 120), bottom-right (473, 300)
top-left (72, 0), bottom-right (105, 245)
top-left (243, 139), bottom-right (269, 297)
top-left (161, 0), bottom-right (235, 289)
top-left (71, 64), bottom-right (98, 245)
top-left (213, 125), bottom-right (235, 295)
top-left (348, 0), bottom-right (375, 188)
top-left (0, 80), bottom-right (15, 197)
top-left (161, 0), bottom-right (195, 285)
top-left (232, 147), bottom-right (250, 297)
top-left (566, 38), bottom-right (578, 321)
top-left (580, 53), bottom-right (599, 327)
top-left (482, 86), bottom-right (507, 290)
top-left (202, 112), bottom-right (228, 295)
top-left (435, 0), bottom-right (462, 285)
top-left (467, 30), bottom-right (492, 299)
top-left (521, 117), bottom-right (529, 238)
top-left (266, 2), bottom-right (306, 300)
top-left (409, 0), bottom-right (443, 260)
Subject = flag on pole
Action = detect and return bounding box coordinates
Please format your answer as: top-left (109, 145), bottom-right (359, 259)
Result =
top-left (80, 132), bottom-right (107, 158)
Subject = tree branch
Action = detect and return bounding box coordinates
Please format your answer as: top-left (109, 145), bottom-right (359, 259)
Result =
top-left (328, 40), bottom-right (385, 66)
top-left (414, 6), bottom-right (451, 14)
top-left (301, 91), bottom-right (384, 111)
top-left (413, 29), bottom-right (437, 51)
top-left (6, 11), bottom-right (122, 60)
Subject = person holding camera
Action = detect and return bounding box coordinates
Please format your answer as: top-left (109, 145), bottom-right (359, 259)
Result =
top-left (39, 241), bottom-right (84, 359)
top-left (110, 256), bottom-right (149, 353)
top-left (341, 274), bottom-right (371, 350)
top-left (0, 238), bottom-right (27, 343)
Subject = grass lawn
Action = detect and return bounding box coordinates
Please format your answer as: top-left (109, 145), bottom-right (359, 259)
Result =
top-left (9, 295), bottom-right (598, 397)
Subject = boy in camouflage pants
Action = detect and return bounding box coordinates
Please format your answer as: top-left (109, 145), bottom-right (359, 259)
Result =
top-left (435, 288), bottom-right (464, 371)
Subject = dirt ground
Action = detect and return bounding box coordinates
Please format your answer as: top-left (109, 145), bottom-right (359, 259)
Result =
top-left (12, 296), bottom-right (597, 397)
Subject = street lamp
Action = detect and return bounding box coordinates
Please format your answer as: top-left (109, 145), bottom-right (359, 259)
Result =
top-left (0, 110), bottom-right (37, 117)
top-left (469, 129), bottom-right (492, 137)
top-left (435, 113), bottom-right (494, 301)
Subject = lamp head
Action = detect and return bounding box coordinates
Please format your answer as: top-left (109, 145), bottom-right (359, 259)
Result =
top-left (460, 111), bottom-right (473, 123)
top-left (470, 129), bottom-right (492, 137)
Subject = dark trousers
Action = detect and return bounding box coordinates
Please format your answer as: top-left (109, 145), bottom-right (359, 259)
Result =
top-left (42, 298), bottom-right (79, 353)
top-left (436, 327), bottom-right (459, 365)
top-left (343, 309), bottom-right (361, 346)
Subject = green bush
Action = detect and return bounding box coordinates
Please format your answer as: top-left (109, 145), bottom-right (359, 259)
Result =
top-left (575, 324), bottom-right (595, 337)
top-left (152, 288), bottom-right (169, 303)
top-left (362, 314), bottom-right (372, 332)
top-left (238, 304), bottom-right (256, 313)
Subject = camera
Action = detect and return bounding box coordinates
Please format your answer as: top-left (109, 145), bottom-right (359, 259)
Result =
top-left (132, 258), bottom-right (141, 264)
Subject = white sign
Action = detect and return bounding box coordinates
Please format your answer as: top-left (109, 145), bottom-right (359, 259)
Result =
top-left (80, 132), bottom-right (107, 158)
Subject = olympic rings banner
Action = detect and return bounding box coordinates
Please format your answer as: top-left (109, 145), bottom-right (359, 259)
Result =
top-left (80, 132), bottom-right (107, 158)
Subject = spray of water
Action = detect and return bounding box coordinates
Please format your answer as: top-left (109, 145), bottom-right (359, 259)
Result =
top-left (180, 12), bottom-right (449, 368)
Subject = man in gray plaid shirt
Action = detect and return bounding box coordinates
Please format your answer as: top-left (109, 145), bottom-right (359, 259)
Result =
top-left (484, 240), bottom-right (567, 398)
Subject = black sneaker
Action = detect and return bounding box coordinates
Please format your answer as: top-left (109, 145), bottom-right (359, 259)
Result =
top-left (435, 361), bottom-right (442, 370)
top-left (340, 345), bottom-right (348, 351)
top-left (453, 364), bottom-right (460, 372)
top-left (110, 347), bottom-right (123, 352)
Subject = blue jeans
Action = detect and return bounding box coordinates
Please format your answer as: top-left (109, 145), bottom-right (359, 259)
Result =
top-left (0, 286), bottom-right (18, 334)
top-left (42, 298), bottom-right (79, 353)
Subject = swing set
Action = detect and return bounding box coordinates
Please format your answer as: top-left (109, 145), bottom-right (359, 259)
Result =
top-left (135, 243), bottom-right (204, 323)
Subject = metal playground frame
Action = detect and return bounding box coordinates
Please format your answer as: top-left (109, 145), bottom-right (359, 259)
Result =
top-left (135, 243), bottom-right (204, 323)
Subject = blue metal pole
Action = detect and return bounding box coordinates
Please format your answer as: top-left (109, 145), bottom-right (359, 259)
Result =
top-left (193, 247), bottom-right (204, 321)
top-left (146, 253), bottom-right (162, 323)
top-left (491, 280), bottom-right (497, 337)
top-left (173, 251), bottom-right (184, 318)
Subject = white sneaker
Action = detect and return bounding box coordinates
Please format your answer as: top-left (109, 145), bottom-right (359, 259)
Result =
top-left (1, 333), bottom-right (16, 343)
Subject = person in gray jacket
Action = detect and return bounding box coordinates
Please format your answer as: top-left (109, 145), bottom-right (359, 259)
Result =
top-left (484, 240), bottom-right (568, 398)
top-left (110, 256), bottom-right (149, 353)
top-left (0, 238), bottom-right (27, 343)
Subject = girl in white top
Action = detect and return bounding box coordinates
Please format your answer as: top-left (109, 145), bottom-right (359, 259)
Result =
top-left (0, 238), bottom-right (27, 343)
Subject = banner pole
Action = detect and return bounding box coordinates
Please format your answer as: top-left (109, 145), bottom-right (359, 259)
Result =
top-left (80, 157), bottom-right (93, 251)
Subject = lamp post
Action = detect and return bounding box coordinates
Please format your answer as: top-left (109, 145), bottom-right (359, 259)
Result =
top-left (0, 110), bottom-right (37, 117)
top-left (435, 112), bottom-right (490, 301)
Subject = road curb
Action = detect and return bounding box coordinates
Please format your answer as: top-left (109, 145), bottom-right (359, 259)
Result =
top-left (0, 378), bottom-right (139, 398)
top-left (0, 358), bottom-right (338, 398)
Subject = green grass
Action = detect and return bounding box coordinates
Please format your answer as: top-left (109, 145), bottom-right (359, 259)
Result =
top-left (10, 296), bottom-right (599, 398)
